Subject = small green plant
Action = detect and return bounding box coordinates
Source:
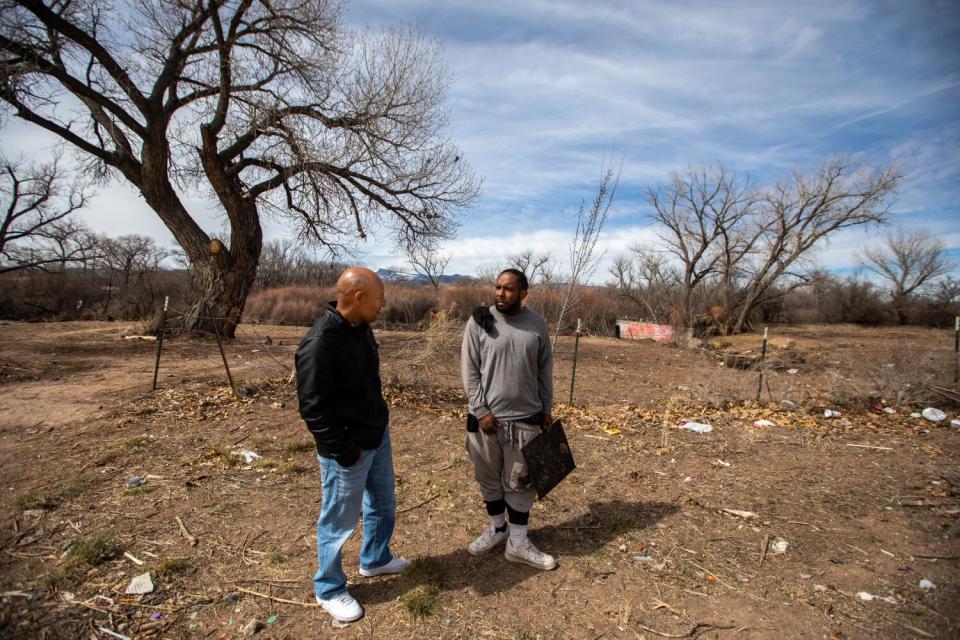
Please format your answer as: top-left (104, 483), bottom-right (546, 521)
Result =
top-left (155, 557), bottom-right (193, 578)
top-left (283, 441), bottom-right (314, 455)
top-left (279, 461), bottom-right (309, 475)
top-left (219, 449), bottom-right (243, 467)
top-left (46, 534), bottom-right (119, 589)
top-left (603, 512), bottom-right (638, 536)
top-left (398, 557), bottom-right (444, 620)
top-left (400, 584), bottom-right (439, 620)
top-left (267, 551), bottom-right (287, 565)
top-left (124, 436), bottom-right (148, 449)
top-left (17, 475), bottom-right (92, 511)
top-left (123, 485), bottom-right (157, 497)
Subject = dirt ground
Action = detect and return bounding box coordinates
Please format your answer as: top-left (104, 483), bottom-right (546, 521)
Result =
top-left (0, 320), bottom-right (957, 640)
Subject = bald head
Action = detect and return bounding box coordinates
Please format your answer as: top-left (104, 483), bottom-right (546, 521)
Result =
top-left (335, 267), bottom-right (385, 325)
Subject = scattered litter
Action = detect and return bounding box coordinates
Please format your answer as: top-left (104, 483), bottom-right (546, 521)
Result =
top-left (857, 591), bottom-right (897, 604)
top-left (60, 592), bottom-right (75, 602)
top-left (715, 459), bottom-right (731, 467)
top-left (149, 612), bottom-right (162, 620)
top-left (921, 408), bottom-right (946, 423)
top-left (799, 574), bottom-right (812, 580)
top-left (618, 544), bottom-right (627, 552)
top-left (910, 412), bottom-right (921, 418)
top-left (769, 538), bottom-right (789, 555)
top-left (752, 419), bottom-right (776, 428)
top-left (125, 476), bottom-right (143, 489)
top-left (883, 407), bottom-right (895, 414)
top-left (633, 555), bottom-right (653, 562)
top-left (679, 420), bottom-right (713, 433)
top-left (267, 615), bottom-right (278, 625)
top-left (123, 551), bottom-right (144, 565)
top-left (233, 450), bottom-right (261, 464)
top-left (950, 419), bottom-right (960, 430)
top-left (602, 427), bottom-right (622, 435)
top-left (97, 627), bottom-right (132, 640)
top-left (919, 579), bottom-right (936, 590)
top-left (823, 409), bottom-right (841, 418)
top-left (683, 476), bottom-right (692, 483)
top-left (677, 385), bottom-right (690, 391)
top-left (332, 619), bottom-right (352, 629)
top-left (814, 584), bottom-right (829, 593)
top-left (786, 368), bottom-right (799, 375)
top-left (125, 572), bottom-right (154, 595)
top-left (779, 399), bottom-right (798, 409)
top-left (270, 402), bottom-right (284, 409)
top-left (240, 619), bottom-right (263, 636)
top-left (931, 480), bottom-right (942, 485)
top-left (721, 509), bottom-right (758, 520)
top-left (838, 418), bottom-right (851, 427)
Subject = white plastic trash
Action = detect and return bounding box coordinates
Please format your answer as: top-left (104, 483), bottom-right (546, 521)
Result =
top-left (823, 409), bottom-right (841, 418)
top-left (921, 408), bottom-right (946, 422)
top-left (769, 538), bottom-right (788, 555)
top-left (919, 579), bottom-right (936, 590)
top-left (857, 591), bottom-right (897, 604)
top-left (679, 421), bottom-right (713, 433)
top-left (951, 419), bottom-right (960, 430)
top-left (753, 419), bottom-right (776, 428)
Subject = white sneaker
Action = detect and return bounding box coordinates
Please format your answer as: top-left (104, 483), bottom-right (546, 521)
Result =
top-left (468, 525), bottom-right (509, 556)
top-left (505, 538), bottom-right (557, 570)
top-left (359, 556), bottom-right (410, 577)
top-left (316, 591), bottom-right (363, 622)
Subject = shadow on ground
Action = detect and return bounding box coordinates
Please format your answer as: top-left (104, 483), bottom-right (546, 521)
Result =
top-left (352, 499), bottom-right (678, 605)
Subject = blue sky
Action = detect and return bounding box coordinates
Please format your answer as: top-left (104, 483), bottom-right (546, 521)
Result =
top-left (4, 0), bottom-right (959, 281)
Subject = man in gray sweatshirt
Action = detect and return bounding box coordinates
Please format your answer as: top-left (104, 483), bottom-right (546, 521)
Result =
top-left (461, 268), bottom-right (556, 570)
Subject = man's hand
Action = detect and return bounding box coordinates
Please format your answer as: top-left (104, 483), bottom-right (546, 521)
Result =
top-left (542, 413), bottom-right (553, 431)
top-left (479, 413), bottom-right (499, 435)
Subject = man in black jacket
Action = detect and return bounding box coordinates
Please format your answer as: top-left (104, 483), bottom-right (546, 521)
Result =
top-left (295, 267), bottom-right (408, 623)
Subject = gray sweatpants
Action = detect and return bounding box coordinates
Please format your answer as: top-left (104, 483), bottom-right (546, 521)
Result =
top-left (466, 419), bottom-right (541, 513)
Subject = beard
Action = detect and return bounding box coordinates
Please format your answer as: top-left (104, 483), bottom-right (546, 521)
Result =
top-left (495, 297), bottom-right (523, 315)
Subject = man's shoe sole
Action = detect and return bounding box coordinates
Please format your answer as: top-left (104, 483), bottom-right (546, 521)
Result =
top-left (316, 597), bottom-right (364, 622)
top-left (504, 550), bottom-right (558, 571)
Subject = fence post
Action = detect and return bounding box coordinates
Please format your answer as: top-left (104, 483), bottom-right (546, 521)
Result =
top-left (568, 318), bottom-right (582, 405)
top-left (207, 303), bottom-right (239, 397)
top-left (756, 326), bottom-right (768, 402)
top-left (954, 316), bottom-right (959, 386)
top-left (151, 296), bottom-right (169, 391)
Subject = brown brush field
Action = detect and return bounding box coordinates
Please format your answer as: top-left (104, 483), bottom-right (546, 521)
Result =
top-left (0, 320), bottom-right (957, 639)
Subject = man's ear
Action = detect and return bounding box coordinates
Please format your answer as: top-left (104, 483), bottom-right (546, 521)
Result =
top-left (520, 288), bottom-right (529, 302)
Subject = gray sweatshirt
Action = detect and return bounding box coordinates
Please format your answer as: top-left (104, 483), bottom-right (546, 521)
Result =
top-left (461, 306), bottom-right (553, 421)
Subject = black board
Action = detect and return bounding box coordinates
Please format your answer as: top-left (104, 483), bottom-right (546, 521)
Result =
top-left (521, 420), bottom-right (576, 499)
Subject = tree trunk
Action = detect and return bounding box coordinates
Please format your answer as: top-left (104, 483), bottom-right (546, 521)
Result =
top-left (180, 247), bottom-right (257, 339)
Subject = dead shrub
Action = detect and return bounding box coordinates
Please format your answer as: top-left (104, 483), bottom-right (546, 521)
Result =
top-left (245, 286), bottom-right (331, 325)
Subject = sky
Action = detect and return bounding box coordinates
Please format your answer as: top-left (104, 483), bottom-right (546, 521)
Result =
top-left (4, 0), bottom-right (960, 282)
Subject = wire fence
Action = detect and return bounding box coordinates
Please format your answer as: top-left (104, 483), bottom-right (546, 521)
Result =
top-left (146, 298), bottom-right (960, 410)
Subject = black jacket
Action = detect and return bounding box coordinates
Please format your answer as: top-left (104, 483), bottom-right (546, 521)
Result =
top-left (295, 302), bottom-right (389, 465)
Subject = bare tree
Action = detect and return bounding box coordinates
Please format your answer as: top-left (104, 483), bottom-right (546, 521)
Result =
top-left (647, 164), bottom-right (756, 327)
top-left (729, 159), bottom-right (900, 333)
top-left (608, 243), bottom-right (676, 323)
top-left (0, 154), bottom-right (93, 272)
top-left (861, 229), bottom-right (953, 324)
top-left (0, 0), bottom-right (479, 336)
top-left (406, 243), bottom-right (450, 290)
top-left (553, 164), bottom-right (619, 346)
top-left (507, 248), bottom-right (555, 286)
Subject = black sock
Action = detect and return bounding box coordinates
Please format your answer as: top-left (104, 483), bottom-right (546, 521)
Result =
top-left (506, 504), bottom-right (529, 526)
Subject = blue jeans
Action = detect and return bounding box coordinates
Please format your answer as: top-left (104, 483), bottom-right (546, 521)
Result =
top-left (313, 429), bottom-right (397, 600)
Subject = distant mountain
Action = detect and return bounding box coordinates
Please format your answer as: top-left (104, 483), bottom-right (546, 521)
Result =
top-left (376, 268), bottom-right (476, 284)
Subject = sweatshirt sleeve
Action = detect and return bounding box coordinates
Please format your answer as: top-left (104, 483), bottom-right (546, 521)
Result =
top-left (295, 335), bottom-right (361, 464)
top-left (461, 317), bottom-right (490, 418)
top-left (537, 317), bottom-right (554, 413)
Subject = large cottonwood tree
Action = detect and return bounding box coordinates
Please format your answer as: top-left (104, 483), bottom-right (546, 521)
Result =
top-left (0, 0), bottom-right (479, 335)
